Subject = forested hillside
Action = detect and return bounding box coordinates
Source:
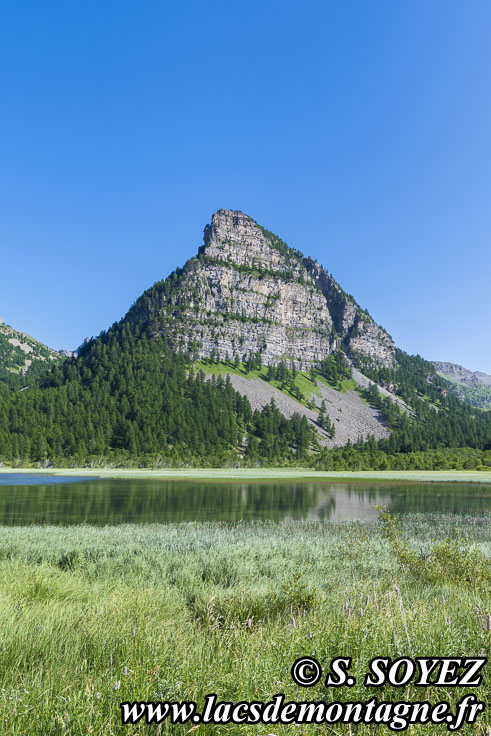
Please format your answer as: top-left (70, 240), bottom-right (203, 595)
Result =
top-left (314, 350), bottom-right (491, 470)
top-left (0, 320), bottom-right (63, 388)
top-left (1, 210), bottom-right (490, 469)
top-left (0, 320), bottom-right (490, 467)
top-left (0, 323), bottom-right (315, 465)
top-left (352, 350), bottom-right (491, 451)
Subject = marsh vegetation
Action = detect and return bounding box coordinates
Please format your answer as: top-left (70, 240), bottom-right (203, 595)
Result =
top-left (0, 512), bottom-right (489, 734)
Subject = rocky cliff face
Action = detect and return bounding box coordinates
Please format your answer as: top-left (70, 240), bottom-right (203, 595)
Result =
top-left (127, 210), bottom-right (395, 368)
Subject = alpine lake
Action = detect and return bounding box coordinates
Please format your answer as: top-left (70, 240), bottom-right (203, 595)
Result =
top-left (0, 472), bottom-right (489, 524)
top-left (0, 471), bottom-right (490, 735)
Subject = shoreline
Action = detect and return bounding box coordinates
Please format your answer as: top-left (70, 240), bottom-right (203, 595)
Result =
top-left (1, 467), bottom-right (491, 483)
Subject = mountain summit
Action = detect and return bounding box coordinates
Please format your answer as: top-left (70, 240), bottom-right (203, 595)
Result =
top-left (127, 209), bottom-right (395, 368)
top-left (2, 209), bottom-right (491, 467)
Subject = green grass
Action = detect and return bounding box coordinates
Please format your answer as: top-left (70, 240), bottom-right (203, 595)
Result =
top-left (195, 359), bottom-right (319, 407)
top-left (315, 373), bottom-right (356, 394)
top-left (339, 377), bottom-right (356, 392)
top-left (290, 370), bottom-right (320, 401)
top-left (195, 359), bottom-right (358, 410)
top-left (195, 359), bottom-right (249, 378)
top-left (3, 467), bottom-right (491, 482)
top-left (0, 516), bottom-right (489, 734)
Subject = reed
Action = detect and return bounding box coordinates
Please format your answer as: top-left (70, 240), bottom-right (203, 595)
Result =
top-left (0, 515), bottom-right (488, 734)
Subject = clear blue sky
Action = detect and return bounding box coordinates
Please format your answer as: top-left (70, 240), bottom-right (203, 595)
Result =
top-left (1, 1), bottom-right (490, 371)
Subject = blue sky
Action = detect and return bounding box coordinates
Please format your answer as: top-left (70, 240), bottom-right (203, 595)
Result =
top-left (1, 1), bottom-right (490, 371)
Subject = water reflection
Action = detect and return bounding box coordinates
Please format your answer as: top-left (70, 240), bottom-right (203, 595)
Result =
top-left (0, 476), bottom-right (489, 525)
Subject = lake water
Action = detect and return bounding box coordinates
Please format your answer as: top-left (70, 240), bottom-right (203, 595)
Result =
top-left (0, 474), bottom-right (489, 524)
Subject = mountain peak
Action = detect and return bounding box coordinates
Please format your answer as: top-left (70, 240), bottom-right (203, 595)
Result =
top-left (127, 211), bottom-right (395, 368)
top-left (203, 209), bottom-right (295, 274)
top-left (206, 208), bottom-right (254, 235)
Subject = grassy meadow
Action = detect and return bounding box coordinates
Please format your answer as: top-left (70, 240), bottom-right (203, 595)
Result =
top-left (0, 513), bottom-right (489, 734)
top-left (2, 467), bottom-right (491, 482)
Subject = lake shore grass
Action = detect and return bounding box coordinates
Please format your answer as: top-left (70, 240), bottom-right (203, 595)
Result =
top-left (0, 515), bottom-right (489, 734)
top-left (2, 466), bottom-right (491, 483)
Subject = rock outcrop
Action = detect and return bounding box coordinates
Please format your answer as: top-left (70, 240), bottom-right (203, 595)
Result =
top-left (432, 361), bottom-right (491, 388)
top-left (432, 361), bottom-right (491, 410)
top-left (127, 210), bottom-right (395, 368)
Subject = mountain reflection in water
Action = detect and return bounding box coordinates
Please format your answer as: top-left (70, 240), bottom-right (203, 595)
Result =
top-left (0, 476), bottom-right (489, 525)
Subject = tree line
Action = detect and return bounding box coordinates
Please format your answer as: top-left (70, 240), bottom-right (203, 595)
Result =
top-left (0, 319), bottom-right (490, 468)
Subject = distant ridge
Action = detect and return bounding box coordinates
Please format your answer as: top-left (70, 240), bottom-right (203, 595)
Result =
top-left (0, 320), bottom-right (63, 387)
top-left (432, 361), bottom-right (491, 410)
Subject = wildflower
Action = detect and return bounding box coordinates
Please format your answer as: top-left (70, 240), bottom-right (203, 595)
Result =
top-left (302, 609), bottom-right (306, 618)
top-left (487, 614), bottom-right (491, 632)
top-left (365, 595), bottom-right (370, 606)
top-left (346, 607), bottom-right (351, 619)
top-left (114, 681), bottom-right (121, 691)
top-left (360, 608), bottom-right (363, 617)
top-left (373, 592), bottom-right (377, 604)
top-left (291, 616), bottom-right (296, 628)
top-left (132, 628), bottom-right (136, 638)
top-left (394, 584), bottom-right (400, 596)
top-left (344, 601), bottom-right (348, 611)
top-left (399, 598), bottom-right (403, 609)
top-left (123, 667), bottom-right (128, 676)
top-left (446, 617), bottom-right (450, 626)
top-left (441, 594), bottom-right (446, 604)
top-left (247, 618), bottom-right (252, 629)
top-left (96, 692), bottom-right (101, 699)
top-left (308, 633), bottom-right (313, 639)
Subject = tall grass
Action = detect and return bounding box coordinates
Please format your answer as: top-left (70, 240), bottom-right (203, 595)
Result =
top-left (0, 516), bottom-right (488, 734)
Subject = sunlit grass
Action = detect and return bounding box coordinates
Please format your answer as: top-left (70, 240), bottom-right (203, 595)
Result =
top-left (316, 373), bottom-right (356, 394)
top-left (0, 516), bottom-right (488, 733)
top-left (2, 467), bottom-right (491, 482)
top-left (194, 359), bottom-right (319, 406)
